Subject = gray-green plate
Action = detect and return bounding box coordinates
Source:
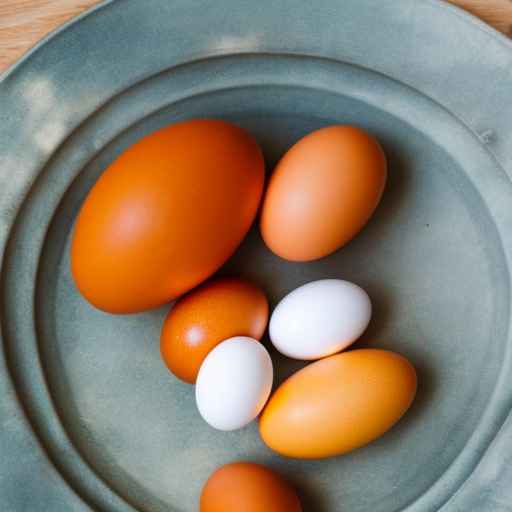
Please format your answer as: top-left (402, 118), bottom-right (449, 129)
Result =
top-left (1, 1), bottom-right (512, 511)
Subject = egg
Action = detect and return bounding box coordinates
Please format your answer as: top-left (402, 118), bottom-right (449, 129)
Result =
top-left (259, 349), bottom-right (417, 458)
top-left (71, 119), bottom-right (264, 313)
top-left (200, 462), bottom-right (302, 512)
top-left (270, 279), bottom-right (371, 360)
top-left (196, 337), bottom-right (273, 431)
top-left (160, 277), bottom-right (268, 383)
top-left (260, 125), bottom-right (386, 261)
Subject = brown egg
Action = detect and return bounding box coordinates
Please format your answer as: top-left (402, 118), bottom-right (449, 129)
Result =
top-left (260, 125), bottom-right (386, 261)
top-left (160, 277), bottom-right (268, 383)
top-left (71, 119), bottom-right (264, 314)
top-left (259, 349), bottom-right (417, 459)
top-left (200, 462), bottom-right (302, 512)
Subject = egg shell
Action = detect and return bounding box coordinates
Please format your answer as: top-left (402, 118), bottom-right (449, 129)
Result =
top-left (260, 125), bottom-right (386, 261)
top-left (160, 277), bottom-right (268, 383)
top-left (259, 349), bottom-right (417, 459)
top-left (71, 119), bottom-right (264, 313)
top-left (200, 462), bottom-right (302, 512)
top-left (269, 279), bottom-right (371, 360)
top-left (196, 337), bottom-right (273, 431)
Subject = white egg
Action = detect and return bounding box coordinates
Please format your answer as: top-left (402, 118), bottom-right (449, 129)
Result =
top-left (269, 279), bottom-right (371, 360)
top-left (195, 336), bottom-right (273, 431)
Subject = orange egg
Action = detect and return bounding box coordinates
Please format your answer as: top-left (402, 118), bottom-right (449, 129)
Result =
top-left (259, 349), bottom-right (417, 459)
top-left (260, 125), bottom-right (386, 261)
top-left (71, 119), bottom-right (264, 313)
top-left (160, 277), bottom-right (268, 383)
top-left (200, 462), bottom-right (302, 512)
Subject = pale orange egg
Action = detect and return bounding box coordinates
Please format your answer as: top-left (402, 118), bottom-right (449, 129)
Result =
top-left (160, 277), bottom-right (268, 384)
top-left (71, 119), bottom-right (264, 314)
top-left (259, 349), bottom-right (417, 459)
top-left (260, 125), bottom-right (386, 261)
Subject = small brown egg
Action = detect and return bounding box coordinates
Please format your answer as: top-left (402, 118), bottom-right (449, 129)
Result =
top-left (200, 462), bottom-right (302, 512)
top-left (260, 125), bottom-right (386, 261)
top-left (160, 277), bottom-right (268, 383)
top-left (259, 349), bottom-right (417, 459)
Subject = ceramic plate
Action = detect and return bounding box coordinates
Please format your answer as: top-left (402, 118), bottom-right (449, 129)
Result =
top-left (1, 1), bottom-right (512, 511)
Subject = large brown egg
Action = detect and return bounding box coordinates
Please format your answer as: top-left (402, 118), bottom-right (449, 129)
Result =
top-left (160, 277), bottom-right (268, 384)
top-left (71, 119), bottom-right (264, 313)
top-left (259, 349), bottom-right (417, 459)
top-left (200, 462), bottom-right (302, 512)
top-left (260, 125), bottom-right (386, 261)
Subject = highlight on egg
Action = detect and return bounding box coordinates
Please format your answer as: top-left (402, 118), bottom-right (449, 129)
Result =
top-left (160, 277), bottom-right (268, 383)
top-left (260, 125), bottom-right (387, 262)
top-left (200, 461), bottom-right (302, 512)
top-left (259, 349), bottom-right (417, 459)
top-left (71, 119), bottom-right (265, 314)
top-left (196, 336), bottom-right (273, 431)
top-left (269, 279), bottom-right (371, 360)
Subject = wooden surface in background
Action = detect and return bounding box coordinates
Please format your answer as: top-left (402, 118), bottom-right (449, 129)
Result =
top-left (1, 0), bottom-right (512, 73)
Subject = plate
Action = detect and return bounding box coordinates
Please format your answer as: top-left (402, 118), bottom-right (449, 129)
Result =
top-left (1, 1), bottom-right (512, 511)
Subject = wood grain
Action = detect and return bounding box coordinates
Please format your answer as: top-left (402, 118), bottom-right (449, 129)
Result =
top-left (1, 0), bottom-right (511, 73)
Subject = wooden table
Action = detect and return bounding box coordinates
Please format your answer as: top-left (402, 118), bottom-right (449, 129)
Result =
top-left (1, 0), bottom-right (512, 73)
